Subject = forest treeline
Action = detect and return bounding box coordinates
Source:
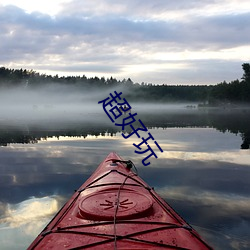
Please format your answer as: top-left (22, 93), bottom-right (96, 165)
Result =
top-left (0, 63), bottom-right (250, 104)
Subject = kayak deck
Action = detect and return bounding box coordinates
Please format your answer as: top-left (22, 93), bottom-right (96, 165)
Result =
top-left (28, 152), bottom-right (213, 249)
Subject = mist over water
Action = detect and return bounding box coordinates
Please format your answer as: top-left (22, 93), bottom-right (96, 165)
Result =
top-left (0, 85), bottom-right (198, 126)
top-left (0, 85), bottom-right (101, 122)
top-left (1, 84), bottom-right (250, 148)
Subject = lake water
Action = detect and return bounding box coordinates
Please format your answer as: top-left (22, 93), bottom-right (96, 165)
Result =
top-left (0, 104), bottom-right (250, 249)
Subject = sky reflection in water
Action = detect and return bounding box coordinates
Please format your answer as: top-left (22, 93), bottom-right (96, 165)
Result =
top-left (0, 127), bottom-right (250, 249)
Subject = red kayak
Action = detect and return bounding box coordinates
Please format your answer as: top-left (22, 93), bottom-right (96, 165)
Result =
top-left (28, 152), bottom-right (213, 249)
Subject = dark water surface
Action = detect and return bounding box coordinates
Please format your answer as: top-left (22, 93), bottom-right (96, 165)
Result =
top-left (0, 105), bottom-right (250, 249)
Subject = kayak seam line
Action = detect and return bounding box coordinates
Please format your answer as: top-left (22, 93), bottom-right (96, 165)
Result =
top-left (54, 225), bottom-right (192, 235)
top-left (78, 169), bottom-right (151, 193)
top-left (56, 220), bottom-right (181, 230)
top-left (147, 190), bottom-right (213, 249)
top-left (55, 225), bottom-right (191, 250)
top-left (83, 170), bottom-right (114, 189)
top-left (39, 191), bottom-right (82, 239)
top-left (81, 182), bottom-right (142, 190)
top-left (148, 189), bottom-right (186, 225)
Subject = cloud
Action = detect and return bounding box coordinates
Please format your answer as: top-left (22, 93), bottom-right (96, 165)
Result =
top-left (58, 0), bottom-right (242, 19)
top-left (0, 1), bottom-right (250, 84)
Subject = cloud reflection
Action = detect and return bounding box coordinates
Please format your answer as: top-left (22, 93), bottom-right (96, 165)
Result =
top-left (0, 196), bottom-right (62, 249)
top-left (157, 186), bottom-right (250, 216)
top-left (0, 196), bottom-right (59, 229)
top-left (156, 186), bottom-right (250, 249)
top-left (159, 150), bottom-right (250, 166)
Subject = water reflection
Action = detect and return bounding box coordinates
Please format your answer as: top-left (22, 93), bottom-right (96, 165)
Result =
top-left (0, 196), bottom-right (62, 250)
top-left (0, 107), bottom-right (250, 149)
top-left (1, 196), bottom-right (59, 228)
top-left (0, 107), bottom-right (250, 249)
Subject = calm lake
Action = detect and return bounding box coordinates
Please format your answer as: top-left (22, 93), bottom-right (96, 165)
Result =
top-left (0, 103), bottom-right (250, 250)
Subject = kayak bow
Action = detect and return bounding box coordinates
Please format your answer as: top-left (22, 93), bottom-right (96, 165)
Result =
top-left (28, 152), bottom-right (213, 249)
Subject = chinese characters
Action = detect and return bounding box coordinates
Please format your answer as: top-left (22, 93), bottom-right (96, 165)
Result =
top-left (98, 91), bottom-right (163, 166)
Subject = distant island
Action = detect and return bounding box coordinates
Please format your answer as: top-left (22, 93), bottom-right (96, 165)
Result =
top-left (0, 63), bottom-right (249, 105)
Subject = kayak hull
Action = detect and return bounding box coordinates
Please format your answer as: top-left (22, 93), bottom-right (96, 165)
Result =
top-left (28, 152), bottom-right (213, 249)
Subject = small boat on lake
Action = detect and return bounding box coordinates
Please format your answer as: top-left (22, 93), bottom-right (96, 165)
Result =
top-left (28, 152), bottom-right (213, 249)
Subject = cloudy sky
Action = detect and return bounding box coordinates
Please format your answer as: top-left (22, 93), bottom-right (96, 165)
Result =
top-left (0, 0), bottom-right (250, 85)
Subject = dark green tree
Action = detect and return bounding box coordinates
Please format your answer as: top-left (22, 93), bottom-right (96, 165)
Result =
top-left (242, 63), bottom-right (250, 82)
